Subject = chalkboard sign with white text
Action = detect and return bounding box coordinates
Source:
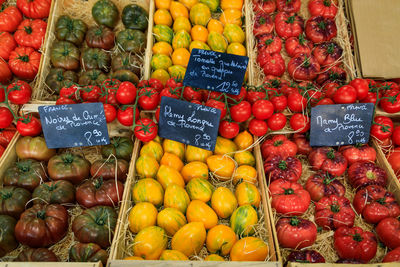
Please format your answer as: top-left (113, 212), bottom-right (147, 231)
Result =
top-left (310, 103), bottom-right (374, 147)
top-left (158, 97), bottom-right (221, 151)
top-left (38, 103), bottom-right (110, 149)
top-left (183, 48), bottom-right (248, 95)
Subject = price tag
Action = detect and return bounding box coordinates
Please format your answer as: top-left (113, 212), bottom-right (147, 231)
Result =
top-left (310, 103), bottom-right (374, 147)
top-left (38, 103), bottom-right (110, 149)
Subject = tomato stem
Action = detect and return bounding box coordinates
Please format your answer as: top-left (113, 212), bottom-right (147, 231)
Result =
top-left (278, 160), bottom-right (287, 170)
top-left (290, 217), bottom-right (300, 226)
top-left (330, 204), bottom-right (340, 213)
top-left (284, 188), bottom-right (294, 195)
top-left (326, 149), bottom-right (335, 159)
top-left (36, 210), bottom-right (46, 220)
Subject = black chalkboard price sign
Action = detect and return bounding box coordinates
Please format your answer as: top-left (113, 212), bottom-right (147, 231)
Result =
top-left (183, 48), bottom-right (249, 95)
top-left (38, 103), bottom-right (110, 149)
top-left (158, 97), bottom-right (221, 151)
top-left (310, 103), bottom-right (374, 147)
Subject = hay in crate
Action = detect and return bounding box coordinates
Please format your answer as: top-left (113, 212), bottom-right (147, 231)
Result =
top-left (118, 141), bottom-right (273, 261)
top-left (247, 0), bottom-right (356, 86)
top-left (33, 0), bottom-right (149, 100)
top-left (269, 153), bottom-right (386, 263)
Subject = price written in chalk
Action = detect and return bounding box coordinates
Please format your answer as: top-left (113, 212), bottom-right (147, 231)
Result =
top-left (183, 49), bottom-right (248, 95)
top-left (39, 103), bottom-right (110, 149)
top-left (159, 97), bottom-right (221, 151)
top-left (310, 103), bottom-right (374, 147)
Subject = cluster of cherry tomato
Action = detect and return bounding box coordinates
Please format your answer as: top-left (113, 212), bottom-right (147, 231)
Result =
top-left (0, 0), bottom-right (51, 83)
top-left (261, 133), bottom-right (400, 263)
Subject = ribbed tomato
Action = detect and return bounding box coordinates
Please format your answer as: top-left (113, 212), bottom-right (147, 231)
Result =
top-left (305, 171), bottom-right (345, 201)
top-left (315, 195), bottom-right (355, 229)
top-left (276, 217), bottom-right (317, 249)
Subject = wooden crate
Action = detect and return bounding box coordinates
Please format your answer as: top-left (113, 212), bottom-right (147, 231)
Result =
top-left (32, 0), bottom-right (151, 101)
top-left (0, 103), bottom-right (136, 263)
top-left (109, 260), bottom-right (281, 267)
top-left (108, 135), bottom-right (280, 264)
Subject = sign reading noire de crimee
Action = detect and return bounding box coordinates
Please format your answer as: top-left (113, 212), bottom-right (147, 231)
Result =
top-left (310, 103), bottom-right (374, 147)
top-left (38, 103), bottom-right (110, 149)
top-left (158, 97), bottom-right (221, 151)
top-left (183, 48), bottom-right (249, 95)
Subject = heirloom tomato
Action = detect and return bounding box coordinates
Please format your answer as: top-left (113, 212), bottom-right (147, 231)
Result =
top-left (256, 33), bottom-right (281, 54)
top-left (276, 0), bottom-right (301, 12)
top-left (287, 250), bottom-right (325, 264)
top-left (308, 147), bottom-right (347, 176)
top-left (305, 171), bottom-right (345, 201)
top-left (90, 158), bottom-right (128, 181)
top-left (69, 243), bottom-right (108, 264)
top-left (276, 217), bottom-right (317, 249)
top-left (253, 14), bottom-right (273, 36)
top-left (348, 161), bottom-right (387, 189)
top-left (14, 19), bottom-right (47, 50)
top-left (315, 195), bottom-right (355, 229)
top-left (86, 25), bottom-right (115, 50)
top-left (3, 159), bottom-right (46, 192)
top-left (339, 143), bottom-right (376, 164)
top-left (270, 179), bottom-right (310, 215)
top-left (313, 42), bottom-right (342, 66)
top-left (15, 248), bottom-right (58, 262)
top-left (0, 6), bottom-right (22, 32)
top-left (0, 215), bottom-right (18, 257)
top-left (274, 12), bottom-right (304, 39)
top-left (376, 217), bottom-right (400, 249)
top-left (261, 134), bottom-right (297, 158)
top-left (32, 180), bottom-right (75, 205)
top-left (293, 133), bottom-right (312, 155)
top-left (308, 0), bottom-right (338, 18)
top-left (305, 16), bottom-right (337, 43)
top-left (47, 153), bottom-right (91, 184)
top-left (285, 34), bottom-right (313, 57)
top-left (264, 155), bottom-right (302, 182)
top-left (253, 0), bottom-right (276, 13)
top-left (0, 107), bottom-right (13, 129)
top-left (15, 136), bottom-right (56, 161)
top-left (383, 247), bottom-right (400, 262)
top-left (0, 186), bottom-right (31, 219)
top-left (0, 32), bottom-right (16, 61)
top-left (76, 178), bottom-right (124, 208)
top-left (387, 148), bottom-right (400, 172)
top-left (230, 237), bottom-right (269, 261)
top-left (92, 0), bottom-right (119, 28)
top-left (288, 54), bottom-right (320, 81)
top-left (17, 0), bottom-right (51, 19)
top-left (9, 46), bottom-right (40, 80)
top-left (101, 136), bottom-right (134, 160)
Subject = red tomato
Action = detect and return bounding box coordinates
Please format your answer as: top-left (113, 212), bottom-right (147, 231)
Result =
top-left (116, 81), bottom-right (137, 104)
top-left (183, 86), bottom-right (202, 102)
top-left (353, 185), bottom-right (400, 224)
top-left (7, 80), bottom-right (32, 105)
top-left (287, 250), bottom-right (325, 264)
top-left (388, 147), bottom-right (400, 172)
top-left (305, 171), bottom-right (345, 202)
top-left (276, 0), bottom-right (301, 13)
top-left (267, 113), bottom-right (286, 131)
top-left (308, 0), bottom-right (338, 18)
top-left (218, 120), bottom-right (239, 139)
top-left (246, 90), bottom-right (266, 105)
top-left (251, 99), bottom-right (273, 120)
top-left (348, 161), bottom-right (387, 189)
top-left (371, 116), bottom-right (393, 140)
top-left (248, 118), bottom-right (268, 136)
top-left (60, 84), bottom-right (78, 101)
top-left (0, 6), bottom-right (23, 32)
top-left (383, 247), bottom-right (400, 263)
top-left (230, 101), bottom-right (252, 123)
top-left (17, 0), bottom-right (51, 19)
top-left (293, 133), bottom-right (312, 155)
top-left (0, 107), bottom-right (14, 128)
top-left (339, 144), bottom-right (376, 165)
top-left (349, 78), bottom-right (369, 100)
top-left (305, 16), bottom-right (337, 43)
top-left (290, 113), bottom-right (310, 133)
top-left (257, 52), bottom-right (286, 77)
top-left (103, 104), bottom-right (116, 123)
top-left (334, 226), bottom-right (377, 263)
top-left (14, 19), bottom-right (47, 50)
top-left (322, 81), bottom-right (339, 98)
top-left (285, 34), bottom-right (313, 57)
top-left (56, 97), bottom-right (76, 105)
top-left (0, 32), bottom-right (16, 61)
top-left (205, 99), bottom-right (226, 119)
top-left (99, 89), bottom-right (118, 105)
top-left (256, 34), bottom-right (282, 54)
top-left (160, 86), bottom-right (181, 99)
top-left (138, 87), bottom-right (160, 110)
top-left (361, 91), bottom-right (380, 105)
top-left (312, 42), bottom-right (343, 66)
top-left (288, 54), bottom-right (320, 81)
top-left (308, 147), bottom-right (348, 176)
top-left (270, 95), bottom-right (287, 112)
top-left (261, 134), bottom-right (297, 158)
top-left (333, 85), bottom-right (357, 104)
top-left (316, 97), bottom-right (334, 105)
top-left (315, 195), bottom-right (355, 230)
top-left (276, 217), bottom-right (317, 249)
top-left (101, 78), bottom-right (121, 91)
top-left (79, 85), bottom-right (101, 102)
top-left (117, 106), bottom-right (139, 127)
top-left (264, 154), bottom-right (302, 183)
top-left (0, 145), bottom-right (4, 157)
top-left (148, 78), bottom-right (164, 91)
top-left (227, 86), bottom-right (246, 104)
top-left (252, 0), bottom-right (276, 13)
top-left (0, 59), bottom-right (12, 84)
top-left (287, 92), bottom-right (307, 112)
top-left (134, 118), bottom-right (158, 142)
top-left (274, 12), bottom-right (304, 39)
top-left (8, 46), bottom-right (40, 80)
top-left (316, 66), bottom-right (347, 86)
top-left (377, 217), bottom-right (400, 249)
top-left (165, 77), bottom-right (183, 90)
top-left (270, 179), bottom-right (310, 215)
top-left (380, 89), bottom-right (400, 113)
top-left (0, 128), bottom-right (16, 147)
top-left (253, 13), bottom-right (274, 36)
top-left (17, 115), bottom-right (41, 136)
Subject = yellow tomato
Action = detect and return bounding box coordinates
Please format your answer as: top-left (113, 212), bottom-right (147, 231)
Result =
top-left (189, 40), bottom-right (211, 52)
top-left (235, 182), bottom-right (261, 208)
top-left (234, 130), bottom-right (253, 150)
top-left (186, 200), bottom-right (218, 230)
top-left (151, 69), bottom-right (170, 85)
top-left (157, 165), bottom-right (185, 189)
top-left (191, 25), bottom-right (208, 42)
top-left (132, 178), bottom-right (164, 207)
top-left (233, 165), bottom-right (257, 185)
top-left (207, 19), bottom-right (224, 34)
top-left (214, 136), bottom-right (238, 155)
top-left (160, 152), bottom-right (184, 171)
top-left (179, 0), bottom-right (198, 9)
top-left (173, 17), bottom-right (192, 32)
top-left (172, 30), bottom-right (191, 50)
top-left (136, 155), bottom-right (159, 178)
top-left (221, 0), bottom-right (243, 10)
top-left (181, 161), bottom-right (209, 183)
top-left (185, 145), bottom-right (213, 162)
top-left (189, 3), bottom-right (211, 27)
top-left (223, 24), bottom-right (245, 43)
top-left (230, 237), bottom-right (269, 261)
top-left (140, 141), bottom-right (163, 162)
top-left (128, 202), bottom-right (158, 234)
top-left (133, 226), bottom-right (168, 260)
top-left (163, 139), bottom-right (185, 160)
top-left (170, 1), bottom-right (189, 20)
top-left (168, 65), bottom-right (186, 79)
top-left (124, 256), bottom-right (143, 260)
top-left (186, 177), bottom-right (214, 202)
top-left (164, 184), bottom-right (190, 213)
top-left (152, 41), bottom-right (173, 56)
top-left (205, 254), bottom-right (225, 261)
top-left (219, 9), bottom-right (242, 25)
top-left (234, 151), bottom-right (255, 166)
top-left (171, 48), bottom-right (190, 67)
top-left (206, 225), bottom-right (237, 255)
top-left (157, 207), bottom-right (187, 236)
top-left (154, 9), bottom-right (173, 26)
top-left (211, 187), bottom-right (238, 219)
top-left (156, 0), bottom-right (171, 9)
top-left (207, 155), bottom-right (235, 181)
top-left (160, 250), bottom-right (188, 260)
top-left (171, 222), bottom-right (206, 257)
top-left (227, 42), bottom-right (246, 56)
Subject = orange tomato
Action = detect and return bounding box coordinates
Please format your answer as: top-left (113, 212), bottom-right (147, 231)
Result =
top-left (164, 184), bottom-right (190, 213)
top-left (186, 200), bottom-right (218, 229)
top-left (205, 254), bottom-right (225, 261)
top-left (154, 9), bottom-right (173, 26)
top-left (211, 187), bottom-right (238, 219)
top-left (133, 226), bottom-right (168, 260)
top-left (181, 161), bottom-right (209, 183)
top-left (156, 0), bottom-right (172, 9)
top-left (160, 152), bottom-right (184, 171)
top-left (233, 165), bottom-right (257, 185)
top-left (235, 182), bottom-right (261, 208)
top-left (173, 17), bottom-right (192, 32)
top-left (230, 237), bottom-right (269, 261)
top-left (220, 9), bottom-right (242, 26)
top-left (124, 256), bottom-right (143, 260)
top-left (221, 0), bottom-right (243, 10)
top-left (170, 1), bottom-right (189, 20)
top-left (151, 69), bottom-right (170, 85)
top-left (128, 202), bottom-right (158, 234)
top-left (191, 25), bottom-right (208, 42)
top-left (171, 222), bottom-right (206, 257)
top-left (153, 41), bottom-right (173, 56)
top-left (171, 48), bottom-right (190, 67)
top-left (227, 42), bottom-right (246, 56)
top-left (207, 19), bottom-right (224, 34)
top-left (206, 225), bottom-right (237, 255)
top-left (234, 130), bottom-right (253, 151)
